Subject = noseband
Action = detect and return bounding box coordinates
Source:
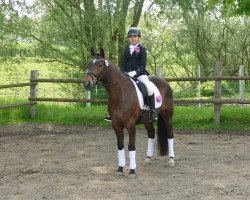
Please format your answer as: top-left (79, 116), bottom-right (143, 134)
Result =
top-left (86, 58), bottom-right (130, 87)
top-left (86, 59), bottom-right (107, 83)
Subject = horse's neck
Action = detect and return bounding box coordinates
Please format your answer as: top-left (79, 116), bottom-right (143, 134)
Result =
top-left (103, 64), bottom-right (130, 99)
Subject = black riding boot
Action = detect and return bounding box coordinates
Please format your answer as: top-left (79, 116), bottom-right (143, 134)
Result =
top-left (104, 114), bottom-right (112, 122)
top-left (149, 94), bottom-right (158, 121)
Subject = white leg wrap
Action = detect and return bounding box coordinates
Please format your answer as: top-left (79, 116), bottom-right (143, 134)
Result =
top-left (118, 149), bottom-right (125, 167)
top-left (147, 138), bottom-right (155, 158)
top-left (129, 151), bottom-right (136, 169)
top-left (168, 138), bottom-right (174, 158)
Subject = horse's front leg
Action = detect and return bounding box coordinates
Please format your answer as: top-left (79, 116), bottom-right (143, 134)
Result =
top-left (112, 123), bottom-right (125, 176)
top-left (126, 122), bottom-right (137, 179)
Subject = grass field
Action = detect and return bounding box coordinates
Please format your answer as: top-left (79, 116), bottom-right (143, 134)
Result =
top-left (0, 98), bottom-right (250, 131)
top-left (0, 57), bottom-right (84, 99)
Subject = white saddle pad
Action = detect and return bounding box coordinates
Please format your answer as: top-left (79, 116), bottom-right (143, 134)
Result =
top-left (130, 78), bottom-right (163, 110)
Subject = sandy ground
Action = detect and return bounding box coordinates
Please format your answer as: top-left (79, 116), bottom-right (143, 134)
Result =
top-left (0, 124), bottom-right (249, 200)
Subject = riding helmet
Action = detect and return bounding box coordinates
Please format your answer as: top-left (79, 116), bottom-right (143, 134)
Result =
top-left (127, 27), bottom-right (141, 37)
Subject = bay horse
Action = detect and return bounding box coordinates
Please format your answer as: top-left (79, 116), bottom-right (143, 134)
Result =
top-left (84, 48), bottom-right (175, 178)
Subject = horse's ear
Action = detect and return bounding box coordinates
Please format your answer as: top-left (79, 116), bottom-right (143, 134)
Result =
top-left (90, 47), bottom-right (95, 56)
top-left (100, 48), bottom-right (105, 57)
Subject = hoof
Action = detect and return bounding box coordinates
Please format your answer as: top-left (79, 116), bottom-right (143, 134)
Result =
top-left (128, 169), bottom-right (136, 179)
top-left (128, 173), bottom-right (136, 179)
top-left (115, 171), bottom-right (124, 176)
top-left (167, 158), bottom-right (175, 167)
top-left (115, 166), bottom-right (124, 176)
top-left (143, 157), bottom-right (152, 166)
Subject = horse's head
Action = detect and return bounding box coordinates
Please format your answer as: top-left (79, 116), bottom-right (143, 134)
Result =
top-left (84, 48), bottom-right (109, 90)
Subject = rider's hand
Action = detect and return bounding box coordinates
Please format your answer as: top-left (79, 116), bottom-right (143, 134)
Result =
top-left (127, 71), bottom-right (137, 77)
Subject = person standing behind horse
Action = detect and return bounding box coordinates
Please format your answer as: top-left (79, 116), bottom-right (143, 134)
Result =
top-left (120, 27), bottom-right (157, 121)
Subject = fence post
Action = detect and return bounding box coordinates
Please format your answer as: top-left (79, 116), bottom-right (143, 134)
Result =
top-left (239, 65), bottom-right (244, 108)
top-left (86, 90), bottom-right (91, 107)
top-left (214, 61), bottom-right (222, 125)
top-left (70, 69), bottom-right (73, 107)
top-left (85, 68), bottom-right (91, 107)
top-left (15, 73), bottom-right (19, 98)
top-left (30, 70), bottom-right (39, 117)
top-left (197, 65), bottom-right (201, 107)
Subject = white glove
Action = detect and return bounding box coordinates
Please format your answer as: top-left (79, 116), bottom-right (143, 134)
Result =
top-left (127, 71), bottom-right (137, 77)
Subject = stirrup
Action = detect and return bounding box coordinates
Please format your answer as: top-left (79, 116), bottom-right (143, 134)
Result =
top-left (104, 114), bottom-right (112, 122)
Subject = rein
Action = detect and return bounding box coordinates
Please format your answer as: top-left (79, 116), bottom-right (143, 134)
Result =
top-left (87, 58), bottom-right (130, 87)
top-left (101, 77), bottom-right (130, 87)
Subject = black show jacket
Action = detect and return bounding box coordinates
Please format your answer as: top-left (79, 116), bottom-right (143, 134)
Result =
top-left (120, 44), bottom-right (149, 77)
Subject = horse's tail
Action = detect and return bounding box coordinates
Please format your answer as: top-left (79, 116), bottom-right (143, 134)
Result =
top-left (157, 114), bottom-right (168, 156)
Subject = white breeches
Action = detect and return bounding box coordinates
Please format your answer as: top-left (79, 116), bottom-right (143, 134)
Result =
top-left (137, 75), bottom-right (154, 96)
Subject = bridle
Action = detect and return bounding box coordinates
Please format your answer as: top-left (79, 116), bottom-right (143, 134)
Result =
top-left (86, 58), bottom-right (130, 87)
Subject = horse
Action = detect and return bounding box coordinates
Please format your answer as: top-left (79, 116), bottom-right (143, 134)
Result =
top-left (84, 48), bottom-right (175, 178)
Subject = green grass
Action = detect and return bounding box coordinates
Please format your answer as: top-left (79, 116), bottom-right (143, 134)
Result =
top-left (1, 98), bottom-right (250, 131)
top-left (0, 57), bottom-right (85, 99)
top-left (0, 98), bottom-right (108, 127)
top-left (173, 105), bottom-right (250, 131)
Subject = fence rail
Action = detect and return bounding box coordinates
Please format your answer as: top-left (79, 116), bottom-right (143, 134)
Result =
top-left (0, 82), bottom-right (36, 89)
top-left (174, 99), bottom-right (250, 104)
top-left (30, 78), bottom-right (84, 83)
top-left (28, 98), bottom-right (250, 105)
top-left (30, 76), bottom-right (250, 83)
top-left (164, 76), bottom-right (250, 82)
top-left (0, 81), bottom-right (36, 110)
top-left (29, 97), bottom-right (108, 104)
top-left (0, 102), bottom-right (36, 109)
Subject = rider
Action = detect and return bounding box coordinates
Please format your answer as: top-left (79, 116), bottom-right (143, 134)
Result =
top-left (104, 27), bottom-right (158, 121)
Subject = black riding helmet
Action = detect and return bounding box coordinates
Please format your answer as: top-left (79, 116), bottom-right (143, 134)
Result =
top-left (127, 27), bottom-right (141, 37)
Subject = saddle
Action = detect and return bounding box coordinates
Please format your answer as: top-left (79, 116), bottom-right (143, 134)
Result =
top-left (133, 79), bottom-right (149, 106)
top-left (130, 77), bottom-right (162, 111)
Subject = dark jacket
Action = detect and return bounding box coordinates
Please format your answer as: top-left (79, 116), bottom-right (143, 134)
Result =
top-left (120, 44), bottom-right (149, 77)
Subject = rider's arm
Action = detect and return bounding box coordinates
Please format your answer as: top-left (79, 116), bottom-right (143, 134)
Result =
top-left (120, 49), bottom-right (127, 74)
top-left (135, 47), bottom-right (147, 76)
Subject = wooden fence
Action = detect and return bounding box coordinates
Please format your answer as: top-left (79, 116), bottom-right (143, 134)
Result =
top-left (0, 71), bottom-right (38, 117)
top-left (1, 67), bottom-right (250, 124)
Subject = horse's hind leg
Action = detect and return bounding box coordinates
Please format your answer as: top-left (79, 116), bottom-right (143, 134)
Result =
top-left (165, 114), bottom-right (175, 167)
top-left (159, 110), bottom-right (175, 167)
top-left (143, 122), bottom-right (155, 165)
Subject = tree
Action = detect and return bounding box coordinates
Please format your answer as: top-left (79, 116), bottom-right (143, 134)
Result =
top-left (1, 0), bottom-right (145, 68)
top-left (209, 0), bottom-right (250, 16)
top-left (152, 0), bottom-right (250, 77)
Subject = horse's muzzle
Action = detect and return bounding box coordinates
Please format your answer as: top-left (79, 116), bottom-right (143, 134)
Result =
top-left (83, 80), bottom-right (92, 91)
